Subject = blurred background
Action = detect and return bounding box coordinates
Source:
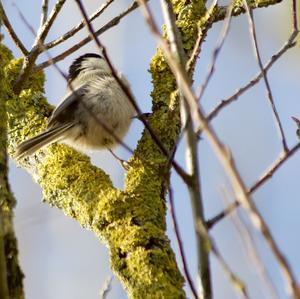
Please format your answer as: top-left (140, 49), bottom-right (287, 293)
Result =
top-left (2, 0), bottom-right (300, 298)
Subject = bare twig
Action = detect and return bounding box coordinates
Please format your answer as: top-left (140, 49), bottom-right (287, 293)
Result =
top-left (160, 1), bottom-right (212, 297)
top-left (197, 2), bottom-right (233, 102)
top-left (210, 239), bottom-right (250, 299)
top-left (211, 0), bottom-right (283, 23)
top-left (99, 275), bottom-right (113, 299)
top-left (186, 0), bottom-right (218, 72)
top-left (36, 1), bottom-right (143, 70)
top-left (13, 0), bottom-right (66, 94)
top-left (205, 31), bottom-right (298, 125)
top-left (243, 0), bottom-right (288, 152)
top-left (168, 187), bottom-right (199, 299)
top-left (292, 0), bottom-right (298, 30)
top-left (221, 187), bottom-right (280, 299)
top-left (44, 0), bottom-right (114, 50)
top-left (206, 0), bottom-right (298, 125)
top-left (0, 2), bottom-right (28, 55)
top-left (207, 142), bottom-right (300, 227)
top-left (169, 187), bottom-right (250, 299)
top-left (40, 0), bottom-right (49, 26)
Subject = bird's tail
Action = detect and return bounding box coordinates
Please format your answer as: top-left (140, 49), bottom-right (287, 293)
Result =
top-left (15, 123), bottom-right (74, 159)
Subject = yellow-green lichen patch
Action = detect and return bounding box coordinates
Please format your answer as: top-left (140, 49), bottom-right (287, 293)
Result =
top-left (0, 42), bottom-right (13, 63)
top-left (173, 0), bottom-right (206, 52)
top-left (5, 59), bottom-right (50, 157)
top-left (103, 212), bottom-right (167, 249)
top-left (37, 144), bottom-right (114, 229)
top-left (95, 188), bottom-right (166, 230)
top-left (5, 58), bottom-right (45, 92)
top-left (7, 90), bottom-right (52, 155)
top-left (150, 49), bottom-right (177, 109)
top-left (111, 245), bottom-right (186, 299)
top-left (0, 39), bottom-right (14, 209)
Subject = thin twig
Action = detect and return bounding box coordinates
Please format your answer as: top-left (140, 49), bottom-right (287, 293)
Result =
top-left (211, 0), bottom-right (283, 23)
top-left (36, 1), bottom-right (143, 70)
top-left (292, 0), bottom-right (298, 30)
top-left (168, 187), bottom-right (199, 299)
top-left (13, 0), bottom-right (66, 94)
top-left (160, 1), bottom-right (212, 297)
top-left (169, 187), bottom-right (250, 299)
top-left (44, 0), bottom-right (114, 50)
top-left (243, 0), bottom-right (288, 152)
top-left (186, 0), bottom-right (218, 72)
top-left (197, 2), bottom-right (233, 102)
top-left (205, 30), bottom-right (298, 125)
top-left (99, 275), bottom-right (113, 299)
top-left (0, 2), bottom-right (28, 55)
top-left (221, 187), bottom-right (280, 299)
top-left (207, 142), bottom-right (300, 228)
top-left (187, 0), bottom-right (283, 72)
top-left (40, 0), bottom-right (49, 26)
top-left (210, 239), bottom-right (250, 299)
top-left (206, 0), bottom-right (298, 127)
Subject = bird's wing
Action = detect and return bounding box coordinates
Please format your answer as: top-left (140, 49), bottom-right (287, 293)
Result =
top-left (47, 83), bottom-right (87, 128)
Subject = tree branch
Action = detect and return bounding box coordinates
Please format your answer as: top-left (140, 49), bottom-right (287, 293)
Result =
top-left (44, 0), bottom-right (114, 50)
top-left (243, 0), bottom-right (288, 152)
top-left (211, 0), bottom-right (283, 23)
top-left (159, 0), bottom-right (212, 297)
top-left (207, 142), bottom-right (300, 228)
top-left (0, 2), bottom-right (28, 55)
top-left (168, 187), bottom-right (199, 299)
top-left (206, 19), bottom-right (298, 125)
top-left (13, 0), bottom-right (66, 94)
top-left (36, 0), bottom-right (144, 70)
top-left (40, 0), bottom-right (49, 27)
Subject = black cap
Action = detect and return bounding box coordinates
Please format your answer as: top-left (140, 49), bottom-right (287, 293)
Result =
top-left (68, 53), bottom-right (103, 81)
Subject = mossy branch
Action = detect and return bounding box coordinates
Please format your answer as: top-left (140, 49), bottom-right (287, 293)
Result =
top-left (3, 48), bottom-right (186, 298)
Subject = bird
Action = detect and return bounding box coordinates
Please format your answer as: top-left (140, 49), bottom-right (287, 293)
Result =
top-left (15, 53), bottom-right (136, 161)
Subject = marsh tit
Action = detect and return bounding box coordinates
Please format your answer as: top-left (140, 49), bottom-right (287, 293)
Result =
top-left (15, 53), bottom-right (135, 159)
